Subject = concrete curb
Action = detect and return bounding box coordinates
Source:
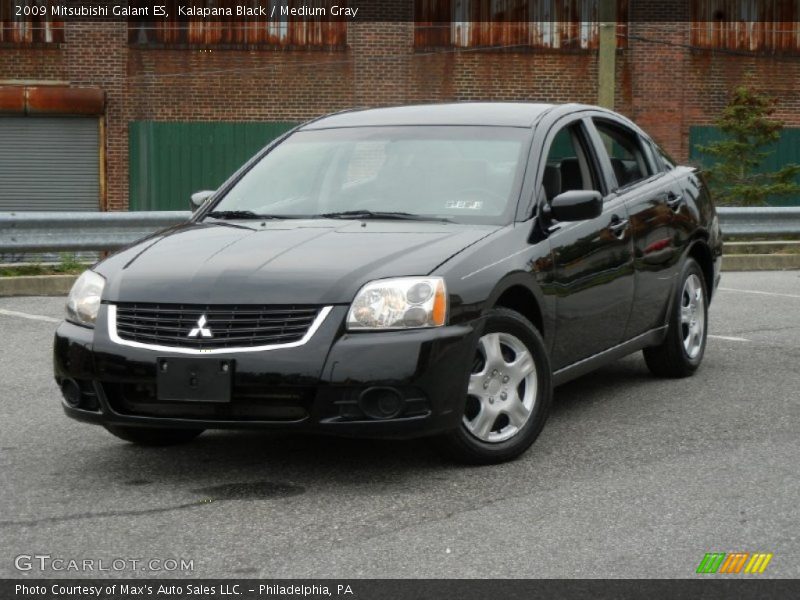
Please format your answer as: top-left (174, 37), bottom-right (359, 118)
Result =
top-left (722, 254), bottom-right (800, 271)
top-left (0, 274), bottom-right (77, 297)
top-left (724, 240), bottom-right (800, 254)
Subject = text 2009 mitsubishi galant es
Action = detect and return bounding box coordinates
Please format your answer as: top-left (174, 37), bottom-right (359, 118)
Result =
top-left (55, 103), bottom-right (721, 464)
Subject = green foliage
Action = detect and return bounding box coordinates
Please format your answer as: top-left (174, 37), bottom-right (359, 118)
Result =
top-left (58, 253), bottom-right (84, 272)
top-left (0, 263), bottom-right (45, 277)
top-left (0, 256), bottom-right (87, 278)
top-left (696, 86), bottom-right (800, 206)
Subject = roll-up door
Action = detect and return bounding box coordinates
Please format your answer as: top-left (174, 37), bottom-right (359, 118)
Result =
top-left (0, 117), bottom-right (100, 211)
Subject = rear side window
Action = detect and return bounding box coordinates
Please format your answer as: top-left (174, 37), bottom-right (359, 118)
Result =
top-left (652, 141), bottom-right (676, 171)
top-left (593, 120), bottom-right (654, 189)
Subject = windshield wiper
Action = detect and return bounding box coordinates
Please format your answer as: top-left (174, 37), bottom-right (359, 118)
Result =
top-left (317, 210), bottom-right (452, 223)
top-left (206, 210), bottom-right (299, 220)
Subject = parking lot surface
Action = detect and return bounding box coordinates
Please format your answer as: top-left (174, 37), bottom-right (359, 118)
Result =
top-left (1, 271), bottom-right (798, 578)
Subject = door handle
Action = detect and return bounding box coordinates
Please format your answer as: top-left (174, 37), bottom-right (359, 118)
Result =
top-left (666, 192), bottom-right (685, 210)
top-left (608, 216), bottom-right (629, 238)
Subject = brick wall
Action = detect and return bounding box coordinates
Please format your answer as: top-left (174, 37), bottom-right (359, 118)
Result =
top-left (619, 19), bottom-right (800, 161)
top-left (1, 19), bottom-right (798, 210)
top-left (407, 50), bottom-right (599, 105)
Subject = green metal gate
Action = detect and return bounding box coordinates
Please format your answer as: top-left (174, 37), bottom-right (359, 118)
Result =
top-left (689, 126), bottom-right (800, 207)
top-left (129, 121), bottom-right (298, 211)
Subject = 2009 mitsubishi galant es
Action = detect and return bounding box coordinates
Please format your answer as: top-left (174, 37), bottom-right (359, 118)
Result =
top-left (55, 103), bottom-right (722, 463)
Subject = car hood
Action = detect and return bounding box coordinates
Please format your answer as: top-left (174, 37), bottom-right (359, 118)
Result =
top-left (98, 219), bottom-right (501, 304)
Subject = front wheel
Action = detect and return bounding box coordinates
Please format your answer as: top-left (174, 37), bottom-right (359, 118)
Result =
top-left (104, 425), bottom-right (204, 446)
top-left (643, 257), bottom-right (708, 378)
top-left (437, 308), bottom-right (552, 465)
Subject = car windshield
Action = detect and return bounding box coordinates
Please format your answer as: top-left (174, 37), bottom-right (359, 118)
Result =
top-left (208, 126), bottom-right (530, 225)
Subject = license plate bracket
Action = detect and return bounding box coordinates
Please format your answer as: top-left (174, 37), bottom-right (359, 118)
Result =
top-left (156, 357), bottom-right (233, 403)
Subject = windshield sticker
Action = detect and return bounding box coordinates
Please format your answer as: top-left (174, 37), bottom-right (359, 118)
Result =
top-left (445, 200), bottom-right (484, 210)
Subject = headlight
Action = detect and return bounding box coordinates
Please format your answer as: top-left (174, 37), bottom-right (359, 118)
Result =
top-left (66, 270), bottom-right (105, 327)
top-left (347, 277), bottom-right (447, 330)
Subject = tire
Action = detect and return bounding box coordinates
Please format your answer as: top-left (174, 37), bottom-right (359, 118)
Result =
top-left (643, 257), bottom-right (708, 378)
top-left (104, 424), bottom-right (204, 446)
top-left (437, 308), bottom-right (552, 465)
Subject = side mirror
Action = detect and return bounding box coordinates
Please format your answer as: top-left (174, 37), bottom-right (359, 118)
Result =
top-left (190, 190), bottom-right (215, 211)
top-left (548, 190), bottom-right (602, 222)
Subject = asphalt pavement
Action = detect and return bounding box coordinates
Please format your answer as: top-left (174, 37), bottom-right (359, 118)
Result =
top-left (1, 271), bottom-right (798, 579)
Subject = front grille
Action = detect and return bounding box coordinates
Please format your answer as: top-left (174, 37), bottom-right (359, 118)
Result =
top-left (113, 302), bottom-right (321, 349)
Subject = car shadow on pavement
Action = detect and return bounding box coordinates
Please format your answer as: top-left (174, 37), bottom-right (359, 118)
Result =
top-left (65, 355), bottom-right (660, 510)
top-left (97, 429), bottom-right (448, 487)
top-left (551, 354), bottom-right (656, 418)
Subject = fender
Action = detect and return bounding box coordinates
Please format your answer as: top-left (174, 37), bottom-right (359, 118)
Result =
top-left (481, 270), bottom-right (554, 349)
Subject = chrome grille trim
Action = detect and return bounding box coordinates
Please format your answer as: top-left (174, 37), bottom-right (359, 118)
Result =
top-left (108, 304), bottom-right (333, 355)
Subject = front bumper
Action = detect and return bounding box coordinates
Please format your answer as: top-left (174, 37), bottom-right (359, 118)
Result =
top-left (54, 305), bottom-right (479, 439)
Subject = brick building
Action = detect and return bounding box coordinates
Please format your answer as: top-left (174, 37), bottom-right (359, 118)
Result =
top-left (1, 0), bottom-right (799, 212)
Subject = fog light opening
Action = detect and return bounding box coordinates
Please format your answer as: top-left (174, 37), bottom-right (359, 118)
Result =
top-left (61, 378), bottom-right (82, 408)
top-left (358, 387), bottom-right (405, 420)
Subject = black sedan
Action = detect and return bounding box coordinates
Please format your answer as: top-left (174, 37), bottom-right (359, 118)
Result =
top-left (55, 103), bottom-right (722, 464)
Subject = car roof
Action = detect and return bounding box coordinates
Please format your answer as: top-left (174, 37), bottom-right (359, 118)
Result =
top-left (300, 102), bottom-right (594, 130)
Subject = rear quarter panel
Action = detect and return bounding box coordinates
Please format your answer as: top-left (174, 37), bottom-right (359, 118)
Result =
top-left (674, 166), bottom-right (723, 298)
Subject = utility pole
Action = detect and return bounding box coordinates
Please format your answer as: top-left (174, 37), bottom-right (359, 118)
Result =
top-left (598, 0), bottom-right (617, 109)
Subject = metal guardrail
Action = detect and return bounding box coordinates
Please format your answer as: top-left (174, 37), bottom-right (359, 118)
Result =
top-left (0, 207), bottom-right (799, 254)
top-left (716, 207), bottom-right (800, 238)
top-left (0, 211), bottom-right (190, 253)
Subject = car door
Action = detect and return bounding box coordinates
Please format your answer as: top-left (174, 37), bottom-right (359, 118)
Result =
top-left (541, 117), bottom-right (635, 370)
top-left (590, 118), bottom-right (682, 339)
top-left (653, 141), bottom-right (696, 262)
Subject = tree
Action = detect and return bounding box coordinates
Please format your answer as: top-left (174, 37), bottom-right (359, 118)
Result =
top-left (696, 86), bottom-right (800, 206)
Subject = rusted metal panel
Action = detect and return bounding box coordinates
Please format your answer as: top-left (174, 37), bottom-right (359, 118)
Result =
top-left (691, 0), bottom-right (800, 53)
top-left (415, 0), bottom-right (628, 49)
top-left (0, 86), bottom-right (104, 116)
top-left (0, 1), bottom-right (64, 44)
top-left (415, 0), bottom-right (453, 46)
top-left (0, 87), bottom-right (25, 114)
top-left (26, 87), bottom-right (105, 115)
top-left (128, 0), bottom-right (347, 47)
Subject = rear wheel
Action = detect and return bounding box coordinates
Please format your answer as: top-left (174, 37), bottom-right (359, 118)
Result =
top-left (643, 257), bottom-right (708, 378)
top-left (104, 425), bottom-right (204, 446)
top-left (437, 308), bottom-right (552, 464)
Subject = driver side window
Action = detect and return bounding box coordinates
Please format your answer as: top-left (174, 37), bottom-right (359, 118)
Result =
top-left (542, 123), bottom-right (602, 204)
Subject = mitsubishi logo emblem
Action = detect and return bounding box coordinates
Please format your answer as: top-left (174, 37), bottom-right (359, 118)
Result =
top-left (188, 315), bottom-right (213, 338)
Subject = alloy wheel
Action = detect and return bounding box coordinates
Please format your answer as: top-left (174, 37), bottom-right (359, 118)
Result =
top-left (681, 273), bottom-right (705, 359)
top-left (463, 331), bottom-right (538, 443)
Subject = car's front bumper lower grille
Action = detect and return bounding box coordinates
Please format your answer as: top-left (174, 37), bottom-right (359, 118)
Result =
top-left (102, 381), bottom-right (313, 421)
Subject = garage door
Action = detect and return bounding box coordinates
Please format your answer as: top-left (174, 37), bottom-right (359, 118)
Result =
top-left (0, 117), bottom-right (100, 212)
